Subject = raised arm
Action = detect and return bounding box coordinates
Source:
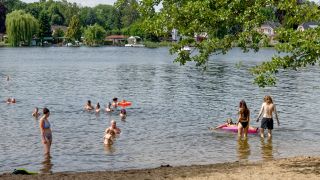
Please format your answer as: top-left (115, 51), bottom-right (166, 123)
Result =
top-left (256, 103), bottom-right (264, 122)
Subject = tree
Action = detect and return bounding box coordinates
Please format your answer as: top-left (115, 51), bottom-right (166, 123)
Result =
top-left (65, 15), bottom-right (81, 42)
top-left (59, 0), bottom-right (80, 26)
top-left (79, 7), bottom-right (98, 26)
top-left (5, 10), bottom-right (39, 46)
top-left (2, 0), bottom-right (26, 13)
top-left (0, 2), bottom-right (6, 33)
top-left (24, 2), bottom-right (43, 19)
top-left (115, 0), bottom-right (140, 28)
top-left (52, 27), bottom-right (64, 43)
top-left (38, 10), bottom-right (52, 40)
top-left (93, 4), bottom-right (115, 30)
top-left (84, 23), bottom-right (106, 46)
top-left (48, 3), bottom-right (65, 25)
top-left (140, 0), bottom-right (320, 87)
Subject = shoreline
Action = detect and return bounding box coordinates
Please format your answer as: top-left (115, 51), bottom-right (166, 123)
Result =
top-left (1, 156), bottom-right (319, 180)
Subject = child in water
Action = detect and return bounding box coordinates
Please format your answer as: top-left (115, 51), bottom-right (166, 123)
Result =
top-left (215, 118), bottom-right (236, 129)
top-left (105, 102), bottom-right (113, 112)
top-left (120, 108), bottom-right (127, 119)
top-left (6, 98), bottom-right (16, 104)
top-left (32, 107), bottom-right (41, 118)
top-left (112, 97), bottom-right (118, 108)
top-left (95, 103), bottom-right (101, 113)
top-left (104, 129), bottom-right (116, 145)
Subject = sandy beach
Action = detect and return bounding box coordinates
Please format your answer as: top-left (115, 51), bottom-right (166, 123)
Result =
top-left (1, 156), bottom-right (319, 180)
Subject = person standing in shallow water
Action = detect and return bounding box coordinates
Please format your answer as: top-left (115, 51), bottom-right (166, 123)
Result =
top-left (256, 95), bottom-right (280, 138)
top-left (237, 100), bottom-right (250, 138)
top-left (39, 108), bottom-right (52, 156)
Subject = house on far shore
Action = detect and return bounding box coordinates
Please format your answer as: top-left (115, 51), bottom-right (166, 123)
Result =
top-left (171, 29), bottom-right (180, 42)
top-left (259, 21), bottom-right (281, 45)
top-left (259, 21), bottom-right (281, 37)
top-left (105, 35), bottom-right (128, 45)
top-left (297, 22), bottom-right (319, 31)
top-left (51, 25), bottom-right (68, 35)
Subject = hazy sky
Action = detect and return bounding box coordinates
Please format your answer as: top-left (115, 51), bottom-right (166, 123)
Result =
top-left (21, 0), bottom-right (117, 7)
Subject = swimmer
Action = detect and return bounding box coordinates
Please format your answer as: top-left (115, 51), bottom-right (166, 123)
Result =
top-left (6, 98), bottom-right (16, 104)
top-left (120, 108), bottom-right (127, 119)
top-left (32, 107), bottom-right (41, 118)
top-left (104, 129), bottom-right (116, 145)
top-left (84, 100), bottom-right (94, 111)
top-left (95, 102), bottom-right (101, 113)
top-left (112, 97), bottom-right (118, 108)
top-left (105, 120), bottom-right (121, 134)
top-left (214, 118), bottom-right (236, 129)
top-left (105, 102), bottom-right (113, 112)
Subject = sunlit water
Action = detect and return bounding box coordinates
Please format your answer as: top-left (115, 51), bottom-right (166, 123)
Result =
top-left (0, 47), bottom-right (319, 173)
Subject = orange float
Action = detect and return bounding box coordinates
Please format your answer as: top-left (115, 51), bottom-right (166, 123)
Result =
top-left (118, 100), bottom-right (132, 107)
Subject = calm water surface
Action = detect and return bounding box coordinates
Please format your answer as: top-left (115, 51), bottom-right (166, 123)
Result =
top-left (0, 47), bottom-right (319, 173)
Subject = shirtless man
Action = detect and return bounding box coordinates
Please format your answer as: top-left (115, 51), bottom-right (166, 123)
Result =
top-left (105, 120), bottom-right (121, 134)
top-left (256, 95), bottom-right (280, 138)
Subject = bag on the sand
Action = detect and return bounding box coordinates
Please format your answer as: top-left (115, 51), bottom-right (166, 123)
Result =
top-left (12, 168), bottom-right (37, 175)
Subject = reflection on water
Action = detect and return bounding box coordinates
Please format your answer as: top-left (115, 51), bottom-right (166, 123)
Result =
top-left (237, 138), bottom-right (251, 161)
top-left (260, 138), bottom-right (273, 160)
top-left (40, 155), bottom-right (53, 174)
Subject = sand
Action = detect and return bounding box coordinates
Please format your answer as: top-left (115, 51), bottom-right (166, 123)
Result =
top-left (1, 156), bottom-right (319, 180)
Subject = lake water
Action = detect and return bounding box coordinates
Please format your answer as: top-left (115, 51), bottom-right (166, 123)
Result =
top-left (0, 47), bottom-right (319, 173)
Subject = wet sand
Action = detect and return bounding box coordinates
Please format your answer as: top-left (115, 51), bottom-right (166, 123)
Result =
top-left (1, 156), bottom-right (319, 180)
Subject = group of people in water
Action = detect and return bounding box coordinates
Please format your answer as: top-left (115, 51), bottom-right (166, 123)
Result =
top-left (6, 73), bottom-right (277, 158)
top-left (215, 95), bottom-right (279, 139)
top-left (83, 97), bottom-right (127, 146)
top-left (86, 97), bottom-right (130, 146)
top-left (84, 97), bottom-right (127, 119)
top-left (30, 97), bottom-right (127, 156)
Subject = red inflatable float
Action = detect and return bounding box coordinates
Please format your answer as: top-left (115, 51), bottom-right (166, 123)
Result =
top-left (118, 100), bottom-right (132, 107)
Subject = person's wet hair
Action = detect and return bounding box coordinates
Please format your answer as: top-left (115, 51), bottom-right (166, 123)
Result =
top-left (43, 108), bottom-right (50, 115)
top-left (113, 97), bottom-right (118, 101)
top-left (97, 103), bottom-right (100, 109)
top-left (264, 95), bottom-right (273, 104)
top-left (88, 100), bottom-right (91, 104)
top-left (239, 100), bottom-right (249, 117)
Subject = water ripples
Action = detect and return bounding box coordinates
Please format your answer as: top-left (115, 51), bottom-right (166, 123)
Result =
top-left (0, 47), bottom-right (319, 173)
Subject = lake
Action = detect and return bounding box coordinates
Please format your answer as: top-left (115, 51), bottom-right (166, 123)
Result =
top-left (0, 47), bottom-right (319, 173)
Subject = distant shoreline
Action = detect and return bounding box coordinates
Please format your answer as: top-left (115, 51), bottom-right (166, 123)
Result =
top-left (1, 156), bottom-right (319, 180)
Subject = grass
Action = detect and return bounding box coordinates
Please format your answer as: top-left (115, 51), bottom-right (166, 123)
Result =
top-left (143, 41), bottom-right (173, 48)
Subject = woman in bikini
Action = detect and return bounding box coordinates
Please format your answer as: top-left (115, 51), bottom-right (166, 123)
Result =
top-left (256, 95), bottom-right (280, 138)
top-left (39, 108), bottom-right (52, 156)
top-left (237, 100), bottom-right (250, 138)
